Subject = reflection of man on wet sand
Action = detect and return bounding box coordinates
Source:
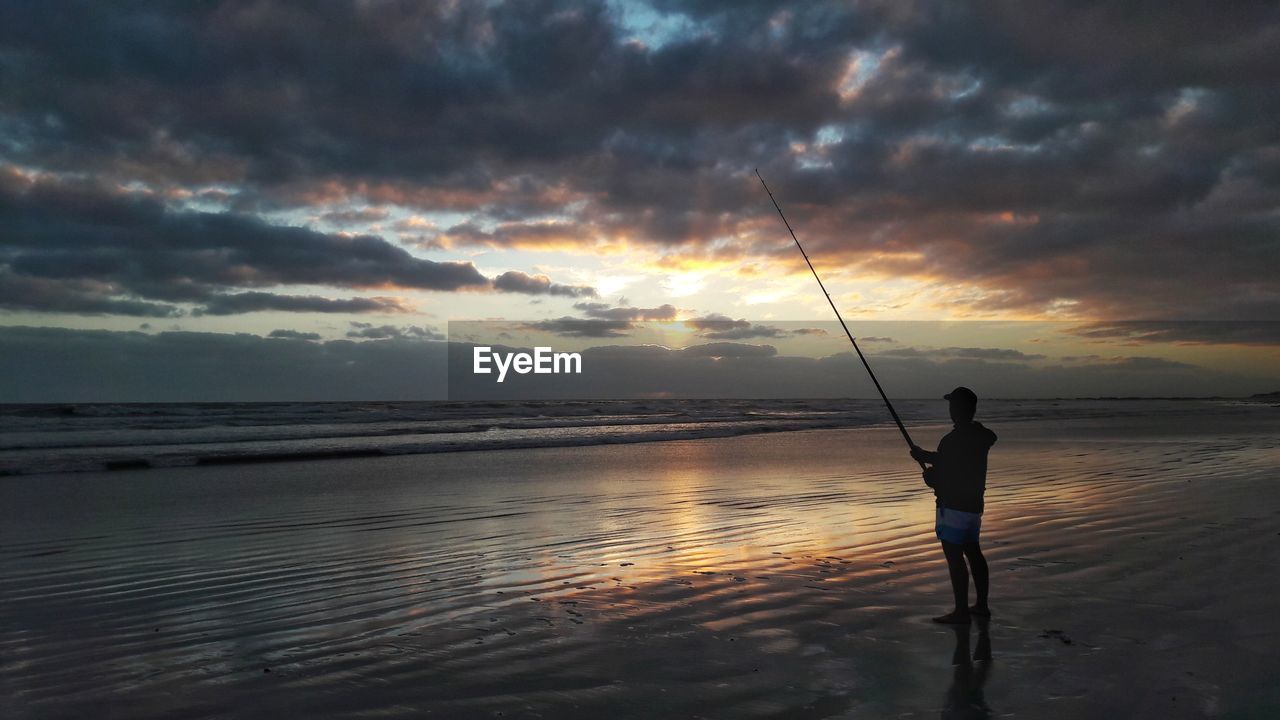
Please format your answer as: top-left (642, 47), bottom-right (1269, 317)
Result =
top-left (911, 386), bottom-right (997, 624)
top-left (942, 621), bottom-right (993, 719)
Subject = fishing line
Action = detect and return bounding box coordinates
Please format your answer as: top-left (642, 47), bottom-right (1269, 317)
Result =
top-left (755, 169), bottom-right (926, 470)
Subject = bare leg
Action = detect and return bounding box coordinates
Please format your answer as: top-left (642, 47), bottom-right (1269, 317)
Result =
top-left (941, 540), bottom-right (969, 614)
top-left (963, 542), bottom-right (989, 613)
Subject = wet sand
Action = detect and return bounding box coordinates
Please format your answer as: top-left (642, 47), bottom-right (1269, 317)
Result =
top-left (3, 414), bottom-right (1279, 718)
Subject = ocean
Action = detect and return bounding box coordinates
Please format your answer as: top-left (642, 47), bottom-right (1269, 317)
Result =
top-left (1, 397), bottom-right (1272, 476)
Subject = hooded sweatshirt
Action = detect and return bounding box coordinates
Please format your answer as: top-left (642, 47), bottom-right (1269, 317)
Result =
top-left (926, 421), bottom-right (998, 514)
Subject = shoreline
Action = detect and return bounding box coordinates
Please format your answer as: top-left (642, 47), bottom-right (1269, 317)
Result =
top-left (4, 396), bottom-right (1276, 478)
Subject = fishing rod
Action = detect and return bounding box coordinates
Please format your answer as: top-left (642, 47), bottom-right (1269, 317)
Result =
top-left (755, 169), bottom-right (926, 470)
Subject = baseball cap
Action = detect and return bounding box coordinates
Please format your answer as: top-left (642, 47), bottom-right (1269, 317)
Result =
top-left (944, 386), bottom-right (978, 404)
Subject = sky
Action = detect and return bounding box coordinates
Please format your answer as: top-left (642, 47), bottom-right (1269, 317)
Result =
top-left (1, 1), bottom-right (1278, 401)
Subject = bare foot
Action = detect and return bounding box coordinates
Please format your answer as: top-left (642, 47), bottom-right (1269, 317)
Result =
top-left (932, 610), bottom-right (971, 624)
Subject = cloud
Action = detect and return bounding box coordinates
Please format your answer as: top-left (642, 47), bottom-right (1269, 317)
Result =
top-left (268, 329), bottom-right (322, 341)
top-left (1, 173), bottom-right (491, 295)
top-left (521, 317), bottom-right (635, 337)
top-left (512, 301), bottom-right (679, 336)
top-left (0, 270), bottom-right (183, 317)
top-left (684, 313), bottom-right (746, 330)
top-left (1, 1), bottom-right (1276, 320)
top-left (1064, 321), bottom-right (1280, 347)
top-left (436, 221), bottom-right (596, 250)
top-left (0, 173), bottom-right (491, 313)
top-left (195, 293), bottom-right (411, 316)
top-left (683, 315), bottom-right (841, 340)
top-left (492, 271), bottom-right (596, 298)
top-left (702, 325), bottom-right (789, 340)
top-left (680, 342), bottom-right (778, 358)
top-left (876, 346), bottom-right (1047, 361)
top-left (346, 322), bottom-right (445, 341)
top-left (1063, 355), bottom-right (1200, 373)
top-left (709, 324), bottom-right (787, 340)
top-left (575, 302), bottom-right (679, 321)
top-left (682, 314), bottom-right (794, 339)
top-left (0, 173), bottom-right (594, 314)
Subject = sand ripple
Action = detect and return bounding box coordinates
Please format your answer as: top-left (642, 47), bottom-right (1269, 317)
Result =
top-left (3, 424), bottom-right (1279, 718)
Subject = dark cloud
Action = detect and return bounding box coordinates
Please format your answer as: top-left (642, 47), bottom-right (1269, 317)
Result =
top-left (1072, 356), bottom-right (1199, 373)
top-left (876, 346), bottom-right (1047, 361)
top-left (1, 1), bottom-right (1277, 319)
top-left (702, 325), bottom-right (788, 340)
top-left (689, 315), bottom-right (788, 340)
top-left (0, 173), bottom-right (593, 314)
top-left (0, 270), bottom-right (182, 317)
top-left (492, 271), bottom-right (596, 298)
top-left (195, 293), bottom-right (410, 316)
top-left (346, 322), bottom-right (444, 341)
top-left (521, 317), bottom-right (634, 337)
top-left (684, 313), bottom-right (746, 330)
top-left (490, 301), bottom-right (679, 339)
top-left (575, 302), bottom-right (679, 321)
top-left (268, 329), bottom-right (322, 341)
top-left (1064, 321), bottom-right (1280, 347)
top-left (437, 221), bottom-right (594, 250)
top-left (0, 1), bottom-right (850, 186)
top-left (683, 315), bottom-right (818, 340)
top-left (0, 172), bottom-right (488, 298)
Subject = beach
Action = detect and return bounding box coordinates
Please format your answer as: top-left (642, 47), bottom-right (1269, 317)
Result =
top-left (3, 403), bottom-right (1279, 718)
top-left (5, 2), bottom-right (1277, 717)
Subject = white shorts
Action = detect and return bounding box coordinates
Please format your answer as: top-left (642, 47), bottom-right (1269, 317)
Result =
top-left (936, 506), bottom-right (982, 545)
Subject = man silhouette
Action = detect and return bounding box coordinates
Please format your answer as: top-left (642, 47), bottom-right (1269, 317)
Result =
top-left (910, 387), bottom-right (997, 624)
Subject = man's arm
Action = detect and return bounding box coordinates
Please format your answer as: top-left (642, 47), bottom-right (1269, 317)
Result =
top-left (910, 444), bottom-right (938, 464)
